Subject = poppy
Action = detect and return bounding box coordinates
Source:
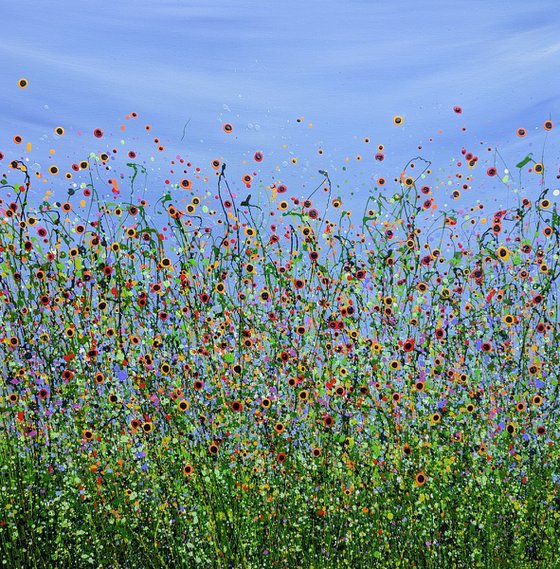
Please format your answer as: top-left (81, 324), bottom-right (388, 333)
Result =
top-left (393, 115), bottom-right (404, 126)
top-left (223, 123), bottom-right (233, 133)
top-left (208, 443), bottom-right (219, 455)
top-left (516, 128), bottom-right (526, 137)
top-left (274, 422), bottom-right (285, 433)
top-left (415, 472), bottom-right (426, 486)
top-left (544, 120), bottom-right (554, 131)
top-left (312, 447), bottom-right (322, 458)
top-left (334, 386), bottom-right (345, 397)
top-left (537, 426), bottom-right (546, 435)
top-left (183, 464), bottom-right (194, 475)
top-left (323, 415), bottom-right (334, 427)
top-left (402, 338), bottom-right (414, 352)
top-left (231, 400), bottom-right (243, 412)
top-left (241, 174), bottom-right (253, 186)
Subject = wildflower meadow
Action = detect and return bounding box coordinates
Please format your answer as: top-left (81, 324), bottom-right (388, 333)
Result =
top-left (1, 100), bottom-right (559, 568)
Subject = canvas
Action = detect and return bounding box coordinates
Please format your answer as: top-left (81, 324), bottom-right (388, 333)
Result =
top-left (1, 2), bottom-right (559, 567)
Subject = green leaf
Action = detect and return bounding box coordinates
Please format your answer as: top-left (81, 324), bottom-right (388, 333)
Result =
top-left (450, 252), bottom-right (462, 267)
top-left (515, 154), bottom-right (533, 169)
top-left (224, 353), bottom-right (234, 364)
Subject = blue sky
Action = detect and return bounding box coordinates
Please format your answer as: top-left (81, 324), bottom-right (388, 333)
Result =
top-left (1, 0), bottom-right (559, 215)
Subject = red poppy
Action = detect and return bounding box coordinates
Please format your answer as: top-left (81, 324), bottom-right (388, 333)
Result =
top-left (402, 338), bottom-right (415, 352)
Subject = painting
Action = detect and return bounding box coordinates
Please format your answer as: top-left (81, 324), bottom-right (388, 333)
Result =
top-left (1, 1), bottom-right (559, 567)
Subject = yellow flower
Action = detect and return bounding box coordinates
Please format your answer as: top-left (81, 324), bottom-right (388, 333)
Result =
top-left (502, 314), bottom-right (515, 326)
top-left (496, 246), bottom-right (510, 261)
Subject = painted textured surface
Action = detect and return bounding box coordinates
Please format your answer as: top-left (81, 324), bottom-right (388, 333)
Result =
top-left (1, 3), bottom-right (560, 568)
